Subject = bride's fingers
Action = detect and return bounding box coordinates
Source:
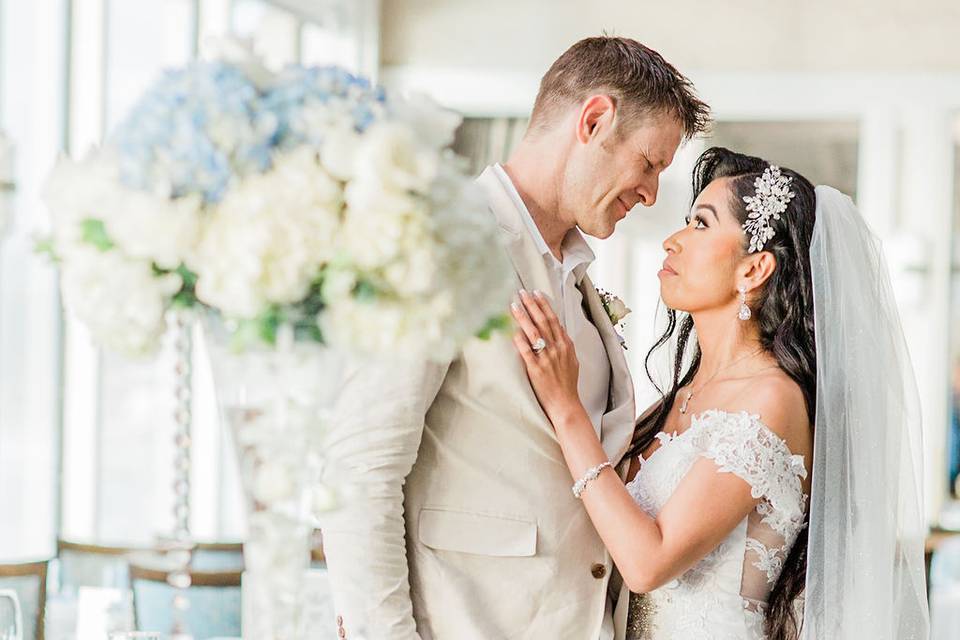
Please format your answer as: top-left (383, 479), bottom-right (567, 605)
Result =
top-left (510, 299), bottom-right (544, 350)
top-left (532, 290), bottom-right (565, 346)
top-left (513, 331), bottom-right (538, 370)
top-left (519, 290), bottom-right (555, 343)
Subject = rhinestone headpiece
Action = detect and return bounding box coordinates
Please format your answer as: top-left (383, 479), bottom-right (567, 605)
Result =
top-left (742, 165), bottom-right (795, 253)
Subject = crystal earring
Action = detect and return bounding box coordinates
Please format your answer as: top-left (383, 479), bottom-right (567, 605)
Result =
top-left (737, 285), bottom-right (752, 321)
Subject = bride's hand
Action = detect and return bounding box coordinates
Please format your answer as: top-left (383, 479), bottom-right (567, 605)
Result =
top-left (511, 290), bottom-right (583, 425)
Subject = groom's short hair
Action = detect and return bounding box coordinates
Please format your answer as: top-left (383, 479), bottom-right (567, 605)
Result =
top-left (529, 37), bottom-right (710, 139)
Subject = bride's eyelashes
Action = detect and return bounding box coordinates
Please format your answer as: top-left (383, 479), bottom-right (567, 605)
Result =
top-left (683, 214), bottom-right (709, 229)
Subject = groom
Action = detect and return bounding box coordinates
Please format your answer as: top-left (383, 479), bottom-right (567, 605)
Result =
top-left (319, 36), bottom-right (710, 639)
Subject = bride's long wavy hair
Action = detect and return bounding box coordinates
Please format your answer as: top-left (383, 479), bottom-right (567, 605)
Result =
top-left (624, 147), bottom-right (818, 639)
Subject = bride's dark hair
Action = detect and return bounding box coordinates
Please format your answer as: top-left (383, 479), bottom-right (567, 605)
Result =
top-left (625, 146), bottom-right (817, 639)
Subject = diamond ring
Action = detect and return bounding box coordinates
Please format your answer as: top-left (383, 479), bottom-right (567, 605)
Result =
top-left (531, 337), bottom-right (547, 354)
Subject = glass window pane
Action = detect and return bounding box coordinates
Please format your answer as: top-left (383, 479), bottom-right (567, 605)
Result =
top-left (232, 0), bottom-right (300, 70)
top-left (105, 0), bottom-right (194, 129)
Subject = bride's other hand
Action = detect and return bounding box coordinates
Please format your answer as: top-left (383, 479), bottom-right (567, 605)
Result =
top-left (511, 290), bottom-right (583, 426)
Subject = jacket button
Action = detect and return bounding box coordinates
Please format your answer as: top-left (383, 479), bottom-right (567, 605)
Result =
top-left (591, 563), bottom-right (606, 579)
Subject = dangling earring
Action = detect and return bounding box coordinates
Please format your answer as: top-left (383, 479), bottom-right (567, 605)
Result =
top-left (737, 285), bottom-right (752, 321)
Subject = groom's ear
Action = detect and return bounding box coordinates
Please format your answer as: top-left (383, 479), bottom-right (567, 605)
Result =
top-left (576, 94), bottom-right (617, 144)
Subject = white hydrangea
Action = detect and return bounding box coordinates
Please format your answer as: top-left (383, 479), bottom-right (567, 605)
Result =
top-left (59, 245), bottom-right (182, 356)
top-left (190, 147), bottom-right (342, 318)
top-left (44, 151), bottom-right (203, 269)
top-left (322, 115), bottom-right (513, 361)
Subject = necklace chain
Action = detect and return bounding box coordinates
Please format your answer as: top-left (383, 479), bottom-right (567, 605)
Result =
top-left (678, 348), bottom-right (765, 415)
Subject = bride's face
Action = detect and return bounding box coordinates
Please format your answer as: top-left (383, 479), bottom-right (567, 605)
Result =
top-left (658, 178), bottom-right (750, 313)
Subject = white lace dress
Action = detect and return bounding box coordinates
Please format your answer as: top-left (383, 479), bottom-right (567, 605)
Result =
top-left (624, 409), bottom-right (808, 640)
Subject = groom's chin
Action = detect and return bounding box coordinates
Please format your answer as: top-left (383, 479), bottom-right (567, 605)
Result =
top-left (581, 219), bottom-right (617, 240)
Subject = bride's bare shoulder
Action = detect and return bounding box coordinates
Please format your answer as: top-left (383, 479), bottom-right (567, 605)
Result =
top-left (732, 369), bottom-right (811, 453)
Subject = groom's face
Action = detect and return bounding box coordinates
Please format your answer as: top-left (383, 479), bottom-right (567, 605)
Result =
top-left (562, 109), bottom-right (683, 239)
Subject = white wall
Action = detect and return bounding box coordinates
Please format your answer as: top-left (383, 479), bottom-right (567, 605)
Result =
top-left (382, 0), bottom-right (960, 73)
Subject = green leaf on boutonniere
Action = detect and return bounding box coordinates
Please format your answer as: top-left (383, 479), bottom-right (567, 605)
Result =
top-left (80, 218), bottom-right (114, 251)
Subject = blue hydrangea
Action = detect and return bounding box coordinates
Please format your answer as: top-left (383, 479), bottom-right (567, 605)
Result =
top-left (111, 62), bottom-right (277, 203)
top-left (110, 61), bottom-right (388, 204)
top-left (263, 65), bottom-right (386, 149)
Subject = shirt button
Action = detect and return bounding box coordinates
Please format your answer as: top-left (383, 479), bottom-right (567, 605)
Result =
top-left (338, 628), bottom-right (346, 639)
top-left (336, 615), bottom-right (343, 626)
top-left (591, 563), bottom-right (606, 579)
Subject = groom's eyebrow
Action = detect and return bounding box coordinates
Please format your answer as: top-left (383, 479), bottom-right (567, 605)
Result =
top-left (696, 204), bottom-right (719, 223)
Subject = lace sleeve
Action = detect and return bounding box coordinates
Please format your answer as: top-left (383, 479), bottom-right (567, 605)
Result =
top-left (688, 410), bottom-right (808, 539)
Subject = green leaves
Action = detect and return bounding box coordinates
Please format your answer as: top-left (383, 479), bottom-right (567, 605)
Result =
top-left (170, 265), bottom-right (198, 309)
top-left (80, 218), bottom-right (114, 251)
top-left (476, 313), bottom-right (511, 340)
top-left (34, 236), bottom-right (59, 263)
top-left (353, 280), bottom-right (378, 302)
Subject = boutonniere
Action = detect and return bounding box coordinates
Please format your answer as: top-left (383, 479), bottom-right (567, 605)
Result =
top-left (596, 288), bottom-right (631, 349)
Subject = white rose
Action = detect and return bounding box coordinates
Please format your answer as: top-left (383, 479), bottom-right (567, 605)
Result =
top-left (607, 297), bottom-right (631, 325)
top-left (353, 121), bottom-right (439, 194)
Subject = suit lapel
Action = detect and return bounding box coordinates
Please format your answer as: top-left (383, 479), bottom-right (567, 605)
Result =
top-left (476, 167), bottom-right (557, 301)
top-left (579, 274), bottom-right (636, 466)
top-left (477, 166), bottom-right (635, 465)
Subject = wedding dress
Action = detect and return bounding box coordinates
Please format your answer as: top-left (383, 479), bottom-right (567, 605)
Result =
top-left (624, 409), bottom-right (807, 639)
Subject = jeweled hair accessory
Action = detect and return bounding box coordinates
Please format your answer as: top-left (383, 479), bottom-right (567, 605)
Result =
top-left (742, 165), bottom-right (795, 253)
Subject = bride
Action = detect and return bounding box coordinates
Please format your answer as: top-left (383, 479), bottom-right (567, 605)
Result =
top-left (511, 146), bottom-right (929, 639)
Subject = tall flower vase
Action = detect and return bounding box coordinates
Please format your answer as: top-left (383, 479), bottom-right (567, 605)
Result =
top-left (203, 318), bottom-right (342, 640)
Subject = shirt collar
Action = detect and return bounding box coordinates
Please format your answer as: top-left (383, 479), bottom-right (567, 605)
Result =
top-left (492, 163), bottom-right (595, 283)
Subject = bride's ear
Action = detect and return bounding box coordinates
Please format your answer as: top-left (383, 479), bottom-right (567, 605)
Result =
top-left (576, 95), bottom-right (616, 144)
top-left (741, 252), bottom-right (777, 290)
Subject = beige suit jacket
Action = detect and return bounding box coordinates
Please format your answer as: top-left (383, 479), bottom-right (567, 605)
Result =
top-left (319, 166), bottom-right (636, 640)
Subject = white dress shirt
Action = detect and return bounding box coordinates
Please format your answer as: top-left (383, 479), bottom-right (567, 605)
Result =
top-left (492, 164), bottom-right (611, 439)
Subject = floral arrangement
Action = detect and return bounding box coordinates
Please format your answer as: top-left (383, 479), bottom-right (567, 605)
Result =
top-left (42, 51), bottom-right (512, 359)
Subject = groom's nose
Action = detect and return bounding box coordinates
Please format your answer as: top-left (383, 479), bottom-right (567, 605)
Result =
top-left (635, 175), bottom-right (660, 207)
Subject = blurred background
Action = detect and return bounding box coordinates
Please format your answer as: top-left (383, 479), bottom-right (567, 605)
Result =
top-left (1, 0), bottom-right (960, 637)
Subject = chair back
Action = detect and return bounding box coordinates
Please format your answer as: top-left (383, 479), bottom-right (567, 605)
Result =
top-left (56, 539), bottom-right (144, 592)
top-left (129, 558), bottom-right (241, 640)
top-left (0, 561), bottom-right (47, 640)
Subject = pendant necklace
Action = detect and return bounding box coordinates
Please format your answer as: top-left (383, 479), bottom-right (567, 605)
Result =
top-left (678, 348), bottom-right (765, 415)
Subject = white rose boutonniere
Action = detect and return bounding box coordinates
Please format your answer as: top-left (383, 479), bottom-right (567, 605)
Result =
top-left (597, 288), bottom-right (631, 349)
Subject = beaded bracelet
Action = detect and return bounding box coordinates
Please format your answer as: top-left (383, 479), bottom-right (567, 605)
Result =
top-left (572, 461), bottom-right (612, 499)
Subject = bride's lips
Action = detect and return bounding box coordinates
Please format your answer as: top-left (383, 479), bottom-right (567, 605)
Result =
top-left (658, 260), bottom-right (678, 278)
